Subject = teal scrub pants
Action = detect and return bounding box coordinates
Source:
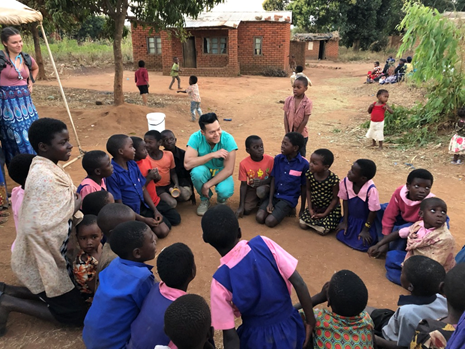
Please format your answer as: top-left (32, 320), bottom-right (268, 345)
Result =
top-left (190, 165), bottom-right (234, 202)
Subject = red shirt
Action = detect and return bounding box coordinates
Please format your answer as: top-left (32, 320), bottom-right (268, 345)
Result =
top-left (371, 103), bottom-right (386, 122)
top-left (238, 155), bottom-right (274, 186)
top-left (135, 158), bottom-right (160, 207)
top-left (135, 68), bottom-right (148, 86)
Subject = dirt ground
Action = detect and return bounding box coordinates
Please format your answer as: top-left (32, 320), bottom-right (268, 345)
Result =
top-left (1, 61), bottom-right (464, 348)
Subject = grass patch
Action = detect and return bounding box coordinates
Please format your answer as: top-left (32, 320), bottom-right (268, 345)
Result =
top-left (337, 46), bottom-right (414, 62)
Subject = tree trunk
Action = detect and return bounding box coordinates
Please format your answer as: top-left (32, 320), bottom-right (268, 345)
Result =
top-left (30, 23), bottom-right (46, 80)
top-left (353, 40), bottom-right (361, 51)
top-left (112, 4), bottom-right (128, 106)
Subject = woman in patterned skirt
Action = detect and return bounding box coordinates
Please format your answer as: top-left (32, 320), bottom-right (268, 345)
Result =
top-left (0, 27), bottom-right (39, 165)
top-left (299, 148), bottom-right (341, 235)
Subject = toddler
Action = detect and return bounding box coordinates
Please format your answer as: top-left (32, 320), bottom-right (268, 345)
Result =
top-left (235, 135), bottom-right (273, 218)
top-left (369, 197), bottom-right (455, 285)
top-left (135, 60), bottom-right (149, 106)
top-left (336, 159), bottom-right (380, 251)
top-left (203, 206), bottom-right (315, 349)
top-left (77, 150), bottom-right (113, 200)
top-left (284, 76), bottom-right (312, 156)
top-left (178, 75), bottom-right (202, 122)
top-left (366, 89), bottom-right (393, 149)
top-left (299, 149), bottom-right (341, 235)
top-left (168, 56), bottom-right (181, 90)
top-left (83, 221), bottom-right (156, 348)
top-left (73, 214), bottom-right (102, 302)
top-left (449, 107), bottom-right (465, 164)
top-left (366, 61), bottom-right (383, 83)
top-left (290, 65), bottom-right (312, 87)
top-left (256, 132), bottom-right (308, 228)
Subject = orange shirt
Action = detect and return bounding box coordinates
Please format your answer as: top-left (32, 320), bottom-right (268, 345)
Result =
top-left (238, 154), bottom-right (274, 186)
top-left (148, 151), bottom-right (175, 187)
top-left (135, 158), bottom-right (160, 207)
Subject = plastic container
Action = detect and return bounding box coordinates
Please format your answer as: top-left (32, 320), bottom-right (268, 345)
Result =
top-left (146, 113), bottom-right (166, 132)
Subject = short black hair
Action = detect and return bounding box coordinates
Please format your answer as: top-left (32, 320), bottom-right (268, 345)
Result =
top-left (375, 61), bottom-right (380, 66)
top-left (138, 60), bottom-right (145, 67)
top-left (161, 129), bottom-right (175, 138)
top-left (245, 135), bottom-right (262, 149)
top-left (420, 197), bottom-right (447, 212)
top-left (202, 206), bottom-right (239, 251)
top-left (355, 159), bottom-right (377, 180)
top-left (285, 132), bottom-right (305, 150)
top-left (97, 203), bottom-right (135, 236)
top-left (144, 130), bottom-right (162, 141)
top-left (407, 169), bottom-right (434, 185)
top-left (8, 153), bottom-right (35, 187)
top-left (328, 270), bottom-right (368, 317)
top-left (295, 76), bottom-right (308, 87)
top-left (313, 148), bottom-right (334, 166)
top-left (82, 150), bottom-right (108, 176)
top-left (189, 75), bottom-right (198, 84)
top-left (110, 221), bottom-right (149, 259)
top-left (444, 263), bottom-right (465, 313)
top-left (130, 136), bottom-right (144, 150)
top-left (76, 214), bottom-right (98, 235)
top-left (400, 58), bottom-right (407, 63)
top-left (157, 243), bottom-right (194, 289)
top-left (82, 190), bottom-right (113, 216)
top-left (407, 56), bottom-right (412, 63)
top-left (403, 255), bottom-right (445, 296)
top-left (295, 65), bottom-right (304, 73)
top-left (28, 118), bottom-right (68, 153)
top-left (458, 107), bottom-right (465, 118)
top-left (376, 89), bottom-right (388, 97)
top-left (106, 134), bottom-right (129, 157)
top-left (199, 113), bottom-right (219, 131)
top-left (164, 294), bottom-right (211, 349)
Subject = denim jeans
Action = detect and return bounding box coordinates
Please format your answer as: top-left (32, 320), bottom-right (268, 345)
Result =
top-left (190, 101), bottom-right (202, 121)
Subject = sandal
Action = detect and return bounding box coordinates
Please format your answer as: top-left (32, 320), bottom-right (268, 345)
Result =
top-left (0, 212), bottom-right (9, 217)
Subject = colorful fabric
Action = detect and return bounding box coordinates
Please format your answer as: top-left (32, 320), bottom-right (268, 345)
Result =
top-left (185, 83), bottom-right (201, 102)
top-left (148, 151), bottom-right (175, 187)
top-left (300, 170), bottom-right (341, 231)
top-left (366, 121), bottom-right (385, 141)
top-left (313, 309), bottom-right (374, 349)
top-left (238, 154), bottom-right (274, 185)
top-left (448, 134), bottom-right (465, 155)
top-left (410, 318), bottom-right (455, 349)
top-left (11, 156), bottom-right (81, 297)
top-left (73, 249), bottom-right (98, 302)
top-left (283, 95), bottom-right (313, 138)
top-left (0, 85), bottom-right (38, 164)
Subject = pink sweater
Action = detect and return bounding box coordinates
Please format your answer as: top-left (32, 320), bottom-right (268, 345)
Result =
top-left (381, 185), bottom-right (435, 235)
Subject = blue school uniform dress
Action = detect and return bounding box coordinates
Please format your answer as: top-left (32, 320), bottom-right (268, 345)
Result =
top-left (336, 178), bottom-right (380, 251)
top-left (211, 236), bottom-right (305, 349)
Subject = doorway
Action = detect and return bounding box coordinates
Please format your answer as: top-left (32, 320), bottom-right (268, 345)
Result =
top-left (318, 40), bottom-right (327, 60)
top-left (182, 37), bottom-right (197, 68)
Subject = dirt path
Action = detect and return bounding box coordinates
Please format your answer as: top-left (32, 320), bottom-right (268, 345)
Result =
top-left (1, 62), bottom-right (464, 348)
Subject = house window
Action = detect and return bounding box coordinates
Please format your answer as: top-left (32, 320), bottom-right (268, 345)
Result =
top-left (203, 37), bottom-right (227, 54)
top-left (308, 42), bottom-right (314, 50)
top-left (254, 37), bottom-right (263, 55)
top-left (147, 37), bottom-right (162, 54)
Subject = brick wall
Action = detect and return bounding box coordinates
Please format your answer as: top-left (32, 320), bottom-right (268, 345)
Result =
top-left (131, 23), bottom-right (163, 70)
top-left (305, 40), bottom-right (320, 60)
top-left (290, 41), bottom-right (306, 68)
top-left (237, 21), bottom-right (291, 74)
top-left (325, 40), bottom-right (339, 60)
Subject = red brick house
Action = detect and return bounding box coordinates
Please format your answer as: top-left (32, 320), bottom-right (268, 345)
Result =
top-left (131, 11), bottom-right (292, 76)
top-left (291, 32), bottom-right (340, 62)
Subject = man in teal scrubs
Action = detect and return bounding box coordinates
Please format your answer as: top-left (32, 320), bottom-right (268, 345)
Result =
top-left (184, 113), bottom-right (237, 216)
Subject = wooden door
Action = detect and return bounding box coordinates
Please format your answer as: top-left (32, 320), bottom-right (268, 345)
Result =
top-left (182, 37), bottom-right (197, 68)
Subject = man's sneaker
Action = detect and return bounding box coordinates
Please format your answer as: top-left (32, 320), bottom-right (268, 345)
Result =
top-left (197, 199), bottom-right (210, 216)
top-left (217, 199), bottom-right (228, 206)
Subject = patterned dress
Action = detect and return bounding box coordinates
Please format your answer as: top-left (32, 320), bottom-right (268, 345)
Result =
top-left (300, 170), bottom-right (341, 232)
top-left (73, 250), bottom-right (99, 303)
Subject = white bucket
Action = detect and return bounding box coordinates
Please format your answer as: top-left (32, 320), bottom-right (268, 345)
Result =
top-left (146, 113), bottom-right (166, 132)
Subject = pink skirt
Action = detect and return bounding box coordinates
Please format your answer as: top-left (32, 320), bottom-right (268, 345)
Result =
top-left (449, 134), bottom-right (465, 155)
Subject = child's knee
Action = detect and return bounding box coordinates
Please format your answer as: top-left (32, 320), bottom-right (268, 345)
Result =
top-left (165, 196), bottom-right (177, 209)
top-left (256, 210), bottom-right (267, 224)
top-left (153, 224), bottom-right (170, 239)
top-left (265, 215), bottom-right (279, 228)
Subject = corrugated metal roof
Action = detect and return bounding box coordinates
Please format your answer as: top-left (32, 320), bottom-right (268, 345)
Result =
top-left (292, 31), bottom-right (340, 41)
top-left (184, 11), bottom-right (292, 29)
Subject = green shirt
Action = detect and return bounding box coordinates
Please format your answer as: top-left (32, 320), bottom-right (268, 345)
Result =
top-left (170, 63), bottom-right (179, 77)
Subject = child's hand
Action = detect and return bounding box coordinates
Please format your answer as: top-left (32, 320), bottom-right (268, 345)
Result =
top-left (153, 211), bottom-right (163, 225)
top-left (74, 192), bottom-right (82, 213)
top-left (369, 102), bottom-right (375, 109)
top-left (147, 168), bottom-right (161, 182)
top-left (266, 203), bottom-right (274, 214)
top-left (251, 178), bottom-right (261, 188)
top-left (235, 206), bottom-right (245, 218)
top-left (144, 217), bottom-right (159, 227)
top-left (336, 221), bottom-right (347, 235)
top-left (383, 104), bottom-right (387, 110)
top-left (311, 213), bottom-right (325, 219)
top-left (320, 281), bottom-right (330, 296)
top-left (358, 229), bottom-right (373, 246)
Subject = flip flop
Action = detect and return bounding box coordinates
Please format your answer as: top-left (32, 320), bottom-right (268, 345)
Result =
top-left (0, 212), bottom-right (9, 218)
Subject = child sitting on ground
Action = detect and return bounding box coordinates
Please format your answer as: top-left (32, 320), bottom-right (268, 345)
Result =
top-left (366, 61), bottom-right (383, 83)
top-left (203, 206), bottom-right (315, 349)
top-left (163, 294), bottom-right (214, 349)
top-left (366, 89), bottom-right (393, 150)
top-left (290, 65), bottom-right (312, 87)
top-left (132, 136), bottom-right (181, 229)
top-left (370, 256), bottom-right (447, 348)
top-left (372, 168), bottom-right (436, 255)
top-left (177, 75), bottom-right (202, 122)
top-left (299, 149), bottom-right (341, 235)
top-left (336, 159), bottom-right (380, 251)
top-left (449, 107), bottom-right (465, 165)
top-left (256, 132), bottom-right (309, 228)
top-left (77, 150), bottom-right (113, 200)
top-left (235, 135), bottom-right (273, 218)
top-left (309, 270), bottom-right (374, 349)
top-left (105, 134), bottom-right (171, 238)
top-left (73, 214), bottom-right (102, 303)
top-left (410, 262), bottom-right (465, 349)
top-left (83, 221), bottom-right (156, 348)
top-left (145, 130), bottom-right (180, 209)
top-left (284, 77), bottom-right (313, 157)
top-left (81, 190), bottom-right (114, 216)
top-left (369, 197), bottom-right (455, 285)
top-left (161, 129), bottom-right (195, 204)
top-left (127, 243), bottom-right (195, 348)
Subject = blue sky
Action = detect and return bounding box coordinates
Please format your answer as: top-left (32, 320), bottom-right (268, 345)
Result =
top-left (211, 0), bottom-right (266, 11)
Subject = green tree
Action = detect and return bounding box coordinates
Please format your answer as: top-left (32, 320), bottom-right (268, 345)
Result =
top-left (53, 0), bottom-right (224, 106)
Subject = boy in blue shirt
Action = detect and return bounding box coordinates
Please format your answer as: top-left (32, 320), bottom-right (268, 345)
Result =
top-left (256, 132), bottom-right (309, 228)
top-left (82, 221), bottom-right (156, 349)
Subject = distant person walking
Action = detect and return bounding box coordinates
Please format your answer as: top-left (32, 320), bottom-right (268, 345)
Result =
top-left (169, 57), bottom-right (181, 90)
top-left (135, 60), bottom-right (149, 106)
top-left (0, 27), bottom-right (39, 165)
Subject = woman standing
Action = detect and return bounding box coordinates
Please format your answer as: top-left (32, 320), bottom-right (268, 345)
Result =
top-left (0, 27), bottom-right (39, 165)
